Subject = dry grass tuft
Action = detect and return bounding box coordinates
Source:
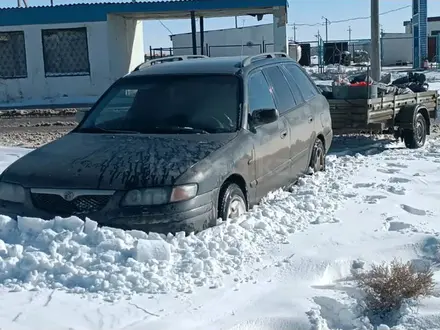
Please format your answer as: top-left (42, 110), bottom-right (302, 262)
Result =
top-left (354, 259), bottom-right (435, 317)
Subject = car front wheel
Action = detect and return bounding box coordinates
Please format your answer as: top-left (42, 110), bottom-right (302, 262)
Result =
top-left (218, 183), bottom-right (247, 221)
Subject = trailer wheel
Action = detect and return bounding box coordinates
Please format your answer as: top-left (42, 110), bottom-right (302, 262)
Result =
top-left (404, 113), bottom-right (427, 149)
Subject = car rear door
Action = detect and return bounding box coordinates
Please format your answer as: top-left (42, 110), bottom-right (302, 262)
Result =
top-left (280, 63), bottom-right (319, 174)
top-left (247, 69), bottom-right (291, 201)
top-left (263, 65), bottom-right (310, 179)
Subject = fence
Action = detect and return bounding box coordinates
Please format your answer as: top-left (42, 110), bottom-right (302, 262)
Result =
top-left (148, 41), bottom-right (275, 59)
top-left (149, 35), bottom-right (440, 68)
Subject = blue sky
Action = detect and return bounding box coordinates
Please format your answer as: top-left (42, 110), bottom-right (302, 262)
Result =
top-left (3, 0), bottom-right (440, 49)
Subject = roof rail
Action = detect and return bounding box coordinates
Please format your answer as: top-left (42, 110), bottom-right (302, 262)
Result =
top-left (241, 52), bottom-right (289, 67)
top-left (133, 55), bottom-right (209, 71)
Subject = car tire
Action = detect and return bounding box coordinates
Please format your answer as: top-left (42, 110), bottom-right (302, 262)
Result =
top-left (404, 113), bottom-right (427, 149)
top-left (218, 183), bottom-right (247, 221)
top-left (309, 138), bottom-right (326, 172)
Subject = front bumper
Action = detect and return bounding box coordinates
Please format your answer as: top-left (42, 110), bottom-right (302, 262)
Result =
top-left (0, 188), bottom-right (218, 234)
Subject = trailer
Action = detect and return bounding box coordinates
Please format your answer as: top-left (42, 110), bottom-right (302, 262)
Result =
top-left (328, 90), bottom-right (438, 148)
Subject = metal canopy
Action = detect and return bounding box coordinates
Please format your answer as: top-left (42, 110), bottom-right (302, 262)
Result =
top-left (0, 0), bottom-right (288, 26)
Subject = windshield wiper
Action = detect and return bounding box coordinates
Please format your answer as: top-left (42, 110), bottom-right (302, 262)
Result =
top-left (148, 126), bottom-right (210, 134)
top-left (79, 127), bottom-right (141, 134)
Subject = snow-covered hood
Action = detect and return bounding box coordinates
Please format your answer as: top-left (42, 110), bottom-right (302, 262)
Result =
top-left (1, 132), bottom-right (236, 190)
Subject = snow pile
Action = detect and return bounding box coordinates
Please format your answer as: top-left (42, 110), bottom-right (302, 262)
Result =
top-left (0, 152), bottom-right (364, 300)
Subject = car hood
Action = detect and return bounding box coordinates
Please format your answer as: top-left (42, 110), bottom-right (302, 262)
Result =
top-left (2, 132), bottom-right (237, 190)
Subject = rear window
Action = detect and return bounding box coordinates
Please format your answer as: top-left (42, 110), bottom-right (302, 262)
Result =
top-left (78, 75), bottom-right (241, 134)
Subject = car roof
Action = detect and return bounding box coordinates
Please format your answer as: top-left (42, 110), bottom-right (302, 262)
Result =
top-left (125, 55), bottom-right (295, 78)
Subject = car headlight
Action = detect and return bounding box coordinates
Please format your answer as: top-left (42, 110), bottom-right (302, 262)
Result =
top-left (0, 182), bottom-right (26, 203)
top-left (121, 184), bottom-right (198, 206)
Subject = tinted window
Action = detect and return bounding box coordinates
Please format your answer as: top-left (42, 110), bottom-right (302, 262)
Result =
top-left (78, 75), bottom-right (240, 134)
top-left (283, 64), bottom-right (318, 101)
top-left (248, 71), bottom-right (276, 113)
top-left (263, 66), bottom-right (297, 113)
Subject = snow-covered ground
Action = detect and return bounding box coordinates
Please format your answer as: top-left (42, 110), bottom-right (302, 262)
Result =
top-left (1, 136), bottom-right (440, 330)
top-left (0, 96), bottom-right (96, 109)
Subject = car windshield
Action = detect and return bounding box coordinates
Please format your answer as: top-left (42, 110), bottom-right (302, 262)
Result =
top-left (77, 75), bottom-right (241, 134)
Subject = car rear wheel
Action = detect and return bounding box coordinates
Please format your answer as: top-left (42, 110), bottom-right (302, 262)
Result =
top-left (218, 183), bottom-right (247, 221)
top-left (310, 138), bottom-right (326, 172)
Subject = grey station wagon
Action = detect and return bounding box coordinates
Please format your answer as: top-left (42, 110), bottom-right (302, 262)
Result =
top-left (0, 53), bottom-right (332, 234)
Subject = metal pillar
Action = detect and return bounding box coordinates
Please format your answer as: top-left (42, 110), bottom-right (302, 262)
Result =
top-left (437, 34), bottom-right (440, 69)
top-left (190, 11), bottom-right (197, 55)
top-left (370, 0), bottom-right (381, 81)
top-left (317, 33), bottom-right (324, 74)
top-left (199, 16), bottom-right (204, 55)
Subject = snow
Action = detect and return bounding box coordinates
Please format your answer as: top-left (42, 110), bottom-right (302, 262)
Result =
top-left (0, 96), bottom-right (96, 109)
top-left (1, 67), bottom-right (440, 329)
top-left (0, 135), bottom-right (439, 329)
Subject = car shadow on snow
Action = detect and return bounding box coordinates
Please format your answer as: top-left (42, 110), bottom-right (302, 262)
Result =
top-left (329, 134), bottom-right (404, 157)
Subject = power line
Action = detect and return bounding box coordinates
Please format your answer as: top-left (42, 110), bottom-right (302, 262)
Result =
top-left (291, 5), bottom-right (410, 27)
top-left (158, 20), bottom-right (173, 35)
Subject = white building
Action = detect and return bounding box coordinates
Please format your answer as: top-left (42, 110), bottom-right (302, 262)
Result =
top-left (171, 23), bottom-right (303, 62)
top-left (381, 33), bottom-right (413, 66)
top-left (171, 24), bottom-right (275, 57)
top-left (0, 18), bottom-right (143, 106)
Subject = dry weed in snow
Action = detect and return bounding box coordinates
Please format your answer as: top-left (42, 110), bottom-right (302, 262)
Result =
top-left (354, 259), bottom-right (435, 319)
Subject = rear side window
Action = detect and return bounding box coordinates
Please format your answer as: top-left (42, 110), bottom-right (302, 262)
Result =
top-left (283, 63), bottom-right (318, 101)
top-left (263, 66), bottom-right (297, 114)
top-left (279, 66), bottom-right (305, 106)
top-left (248, 71), bottom-right (276, 114)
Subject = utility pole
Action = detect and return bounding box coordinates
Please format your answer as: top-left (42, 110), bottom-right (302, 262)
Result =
top-left (322, 16), bottom-right (330, 43)
top-left (370, 0), bottom-right (381, 81)
top-left (17, 0), bottom-right (28, 7)
top-left (348, 26), bottom-right (354, 56)
top-left (235, 16), bottom-right (238, 29)
top-left (293, 23), bottom-right (297, 42)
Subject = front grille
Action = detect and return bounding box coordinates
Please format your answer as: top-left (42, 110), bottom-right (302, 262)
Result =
top-left (31, 193), bottom-right (111, 215)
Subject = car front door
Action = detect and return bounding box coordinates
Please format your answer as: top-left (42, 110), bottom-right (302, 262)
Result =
top-left (247, 70), bottom-right (291, 201)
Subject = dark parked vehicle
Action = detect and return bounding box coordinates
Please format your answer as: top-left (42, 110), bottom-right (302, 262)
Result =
top-left (0, 53), bottom-right (332, 234)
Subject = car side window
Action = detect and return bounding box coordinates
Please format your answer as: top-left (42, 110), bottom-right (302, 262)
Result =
top-left (248, 71), bottom-right (276, 114)
top-left (283, 63), bottom-right (318, 101)
top-left (279, 66), bottom-right (305, 106)
top-left (262, 66), bottom-right (297, 114)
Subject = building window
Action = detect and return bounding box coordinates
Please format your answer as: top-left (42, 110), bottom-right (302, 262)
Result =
top-left (432, 30), bottom-right (440, 37)
top-left (42, 27), bottom-right (90, 77)
top-left (0, 31), bottom-right (27, 79)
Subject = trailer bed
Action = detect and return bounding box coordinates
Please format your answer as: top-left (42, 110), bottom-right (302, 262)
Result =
top-left (328, 91), bottom-right (438, 133)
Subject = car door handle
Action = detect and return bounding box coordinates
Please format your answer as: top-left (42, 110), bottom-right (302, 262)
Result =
top-left (308, 117), bottom-right (314, 123)
top-left (280, 130), bottom-right (288, 139)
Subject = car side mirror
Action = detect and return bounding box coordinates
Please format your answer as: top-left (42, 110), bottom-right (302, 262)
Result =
top-left (251, 108), bottom-right (279, 127)
top-left (75, 109), bottom-right (89, 123)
